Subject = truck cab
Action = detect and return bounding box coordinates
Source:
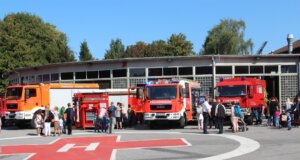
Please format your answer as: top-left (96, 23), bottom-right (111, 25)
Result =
top-left (216, 77), bottom-right (266, 124)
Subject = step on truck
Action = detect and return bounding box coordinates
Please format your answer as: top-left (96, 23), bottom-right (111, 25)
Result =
top-left (129, 79), bottom-right (201, 128)
top-left (3, 83), bottom-right (99, 128)
top-left (216, 77), bottom-right (266, 125)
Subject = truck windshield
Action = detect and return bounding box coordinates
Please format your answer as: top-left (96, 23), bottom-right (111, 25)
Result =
top-left (6, 87), bottom-right (23, 100)
top-left (218, 85), bottom-right (246, 97)
top-left (147, 86), bottom-right (177, 100)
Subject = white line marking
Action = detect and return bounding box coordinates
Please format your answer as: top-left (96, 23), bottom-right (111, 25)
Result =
top-left (85, 143), bottom-right (100, 151)
top-left (57, 144), bottom-right (75, 152)
top-left (116, 135), bottom-right (121, 142)
top-left (110, 149), bottom-right (117, 160)
top-left (181, 138), bottom-right (192, 146)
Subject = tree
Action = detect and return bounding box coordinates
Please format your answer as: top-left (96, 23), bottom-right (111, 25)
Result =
top-left (167, 33), bottom-right (194, 56)
top-left (122, 41), bottom-right (148, 58)
top-left (147, 40), bottom-right (168, 57)
top-left (202, 19), bottom-right (253, 55)
top-left (104, 38), bottom-right (125, 59)
top-left (79, 40), bottom-right (93, 61)
top-left (0, 12), bottom-right (75, 92)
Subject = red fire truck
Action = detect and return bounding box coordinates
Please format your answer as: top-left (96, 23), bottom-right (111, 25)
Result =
top-left (73, 92), bottom-right (109, 129)
top-left (216, 77), bottom-right (266, 124)
top-left (128, 84), bottom-right (146, 124)
top-left (129, 79), bottom-right (201, 128)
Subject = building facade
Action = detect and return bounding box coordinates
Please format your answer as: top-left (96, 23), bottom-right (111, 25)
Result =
top-left (9, 54), bottom-right (300, 106)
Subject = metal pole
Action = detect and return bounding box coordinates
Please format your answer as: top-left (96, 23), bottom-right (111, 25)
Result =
top-left (212, 56), bottom-right (216, 98)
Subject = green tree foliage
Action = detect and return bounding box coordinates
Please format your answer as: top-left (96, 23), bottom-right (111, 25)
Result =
top-left (167, 33), bottom-right (194, 56)
top-left (147, 40), bottom-right (168, 57)
top-left (104, 38), bottom-right (125, 59)
top-left (122, 41), bottom-right (148, 58)
top-left (0, 12), bottom-right (75, 92)
top-left (202, 19), bottom-right (253, 55)
top-left (79, 40), bottom-right (93, 61)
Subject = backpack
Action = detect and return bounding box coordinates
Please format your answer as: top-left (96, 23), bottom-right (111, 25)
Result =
top-left (67, 108), bottom-right (74, 121)
top-left (216, 104), bottom-right (225, 118)
top-left (234, 105), bottom-right (241, 117)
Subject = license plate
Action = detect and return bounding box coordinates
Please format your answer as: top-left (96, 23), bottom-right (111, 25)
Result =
top-left (157, 113), bottom-right (165, 116)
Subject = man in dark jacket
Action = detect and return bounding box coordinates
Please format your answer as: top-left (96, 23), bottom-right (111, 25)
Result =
top-left (65, 103), bottom-right (74, 135)
top-left (215, 99), bottom-right (226, 134)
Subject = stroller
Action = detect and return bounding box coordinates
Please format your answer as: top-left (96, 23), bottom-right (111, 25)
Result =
top-left (238, 117), bottom-right (249, 132)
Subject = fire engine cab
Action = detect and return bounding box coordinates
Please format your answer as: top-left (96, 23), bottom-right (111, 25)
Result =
top-left (216, 77), bottom-right (266, 124)
top-left (129, 79), bottom-right (201, 128)
top-left (73, 92), bottom-right (109, 129)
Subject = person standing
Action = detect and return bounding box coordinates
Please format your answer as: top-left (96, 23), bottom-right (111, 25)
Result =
top-left (108, 102), bottom-right (117, 134)
top-left (215, 100), bottom-right (226, 134)
top-left (269, 97), bottom-right (278, 126)
top-left (65, 103), bottom-right (75, 135)
top-left (231, 102), bottom-right (239, 133)
top-left (53, 107), bottom-right (60, 136)
top-left (44, 109), bottom-right (53, 136)
top-left (202, 97), bottom-right (211, 134)
top-left (34, 110), bottom-right (44, 136)
top-left (209, 99), bottom-right (217, 129)
top-left (59, 106), bottom-right (66, 134)
top-left (115, 102), bottom-right (122, 129)
top-left (196, 102), bottom-right (203, 130)
top-left (99, 105), bottom-right (108, 133)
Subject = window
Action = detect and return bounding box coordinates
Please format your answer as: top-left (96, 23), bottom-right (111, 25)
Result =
top-left (6, 87), bottom-right (22, 100)
top-left (148, 68), bottom-right (162, 76)
top-left (163, 68), bottom-right (177, 76)
top-left (75, 72), bottom-right (86, 79)
top-left (281, 65), bottom-right (297, 73)
top-left (146, 86), bottom-right (177, 100)
top-left (25, 88), bottom-right (36, 98)
top-left (257, 85), bottom-right (263, 94)
top-left (250, 66), bottom-right (263, 74)
top-left (265, 66), bottom-right (278, 74)
top-left (61, 72), bottom-right (73, 80)
top-left (179, 67), bottom-right (193, 75)
top-left (235, 66), bottom-right (249, 74)
top-left (216, 66), bottom-right (232, 74)
top-left (196, 66), bottom-right (212, 75)
top-left (113, 69), bottom-right (127, 77)
top-left (36, 75), bottom-right (43, 82)
top-left (43, 74), bottom-right (50, 82)
top-left (130, 68), bottom-right (145, 77)
top-left (87, 71), bottom-right (98, 79)
top-left (99, 70), bottom-right (110, 78)
top-left (51, 73), bottom-right (59, 81)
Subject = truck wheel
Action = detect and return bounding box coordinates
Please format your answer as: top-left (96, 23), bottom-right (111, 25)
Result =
top-left (245, 116), bottom-right (253, 125)
top-left (179, 116), bottom-right (185, 128)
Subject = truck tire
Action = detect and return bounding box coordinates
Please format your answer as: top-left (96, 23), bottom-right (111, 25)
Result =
top-left (179, 116), bottom-right (185, 128)
top-left (245, 115), bottom-right (253, 125)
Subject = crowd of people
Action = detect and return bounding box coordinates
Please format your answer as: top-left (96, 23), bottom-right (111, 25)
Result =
top-left (195, 95), bottom-right (300, 134)
top-left (33, 103), bottom-right (75, 136)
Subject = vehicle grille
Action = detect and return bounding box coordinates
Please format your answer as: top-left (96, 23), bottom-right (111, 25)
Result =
top-left (150, 105), bottom-right (172, 110)
top-left (6, 104), bottom-right (18, 109)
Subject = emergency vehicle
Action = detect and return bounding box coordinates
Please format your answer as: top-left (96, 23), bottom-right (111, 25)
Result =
top-left (130, 79), bottom-right (201, 128)
top-left (73, 92), bottom-right (109, 129)
top-left (3, 83), bottom-right (99, 127)
top-left (216, 77), bottom-right (266, 124)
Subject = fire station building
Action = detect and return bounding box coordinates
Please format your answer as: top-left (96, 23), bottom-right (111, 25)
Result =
top-left (8, 54), bottom-right (300, 107)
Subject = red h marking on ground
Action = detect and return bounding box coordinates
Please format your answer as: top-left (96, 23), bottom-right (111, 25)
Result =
top-left (0, 136), bottom-right (190, 160)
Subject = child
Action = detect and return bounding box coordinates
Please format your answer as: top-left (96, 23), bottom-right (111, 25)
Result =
top-left (275, 107), bottom-right (280, 128)
top-left (59, 116), bottom-right (64, 135)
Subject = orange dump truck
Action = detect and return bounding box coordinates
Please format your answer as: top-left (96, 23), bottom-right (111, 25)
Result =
top-left (3, 83), bottom-right (99, 127)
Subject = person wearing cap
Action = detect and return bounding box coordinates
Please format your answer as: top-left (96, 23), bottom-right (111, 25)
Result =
top-left (108, 102), bottom-right (117, 134)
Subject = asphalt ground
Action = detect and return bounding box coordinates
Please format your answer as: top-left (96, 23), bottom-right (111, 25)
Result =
top-left (0, 123), bottom-right (299, 160)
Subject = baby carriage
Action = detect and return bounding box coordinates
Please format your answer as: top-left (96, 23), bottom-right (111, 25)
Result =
top-left (238, 117), bottom-right (249, 132)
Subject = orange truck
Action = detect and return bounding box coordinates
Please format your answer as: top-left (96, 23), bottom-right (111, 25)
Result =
top-left (129, 79), bottom-right (201, 128)
top-left (3, 83), bottom-right (99, 127)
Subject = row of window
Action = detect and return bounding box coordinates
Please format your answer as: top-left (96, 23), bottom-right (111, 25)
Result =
top-left (10, 65), bottom-right (297, 83)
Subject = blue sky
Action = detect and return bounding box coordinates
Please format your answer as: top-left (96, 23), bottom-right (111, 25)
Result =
top-left (0, 0), bottom-right (299, 59)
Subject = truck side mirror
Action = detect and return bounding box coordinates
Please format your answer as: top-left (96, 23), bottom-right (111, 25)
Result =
top-left (181, 88), bottom-right (188, 98)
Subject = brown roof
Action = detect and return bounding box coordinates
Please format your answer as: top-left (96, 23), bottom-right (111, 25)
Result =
top-left (272, 40), bottom-right (300, 54)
